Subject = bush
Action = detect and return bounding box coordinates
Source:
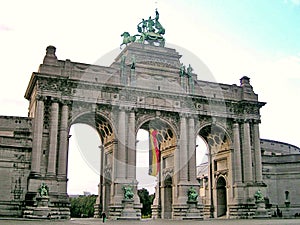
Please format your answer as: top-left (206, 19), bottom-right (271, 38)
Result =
top-left (70, 195), bottom-right (97, 218)
top-left (138, 188), bottom-right (155, 217)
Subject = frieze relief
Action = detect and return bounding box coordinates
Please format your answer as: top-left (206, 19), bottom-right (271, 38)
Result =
top-left (138, 57), bottom-right (177, 68)
top-left (38, 77), bottom-right (73, 96)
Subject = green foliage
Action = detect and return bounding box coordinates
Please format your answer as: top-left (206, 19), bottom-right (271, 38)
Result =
top-left (137, 188), bottom-right (154, 217)
top-left (70, 195), bottom-right (97, 218)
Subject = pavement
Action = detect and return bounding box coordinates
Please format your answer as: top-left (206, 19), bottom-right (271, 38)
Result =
top-left (0, 218), bottom-right (300, 225)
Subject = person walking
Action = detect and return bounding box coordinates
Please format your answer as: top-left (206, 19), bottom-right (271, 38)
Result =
top-left (101, 212), bottom-right (107, 223)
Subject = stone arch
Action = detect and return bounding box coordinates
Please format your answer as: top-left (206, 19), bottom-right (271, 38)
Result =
top-left (70, 110), bottom-right (116, 135)
top-left (197, 122), bottom-right (232, 218)
top-left (69, 110), bottom-right (116, 217)
top-left (197, 122), bottom-right (232, 152)
top-left (136, 116), bottom-right (177, 219)
top-left (136, 115), bottom-right (179, 141)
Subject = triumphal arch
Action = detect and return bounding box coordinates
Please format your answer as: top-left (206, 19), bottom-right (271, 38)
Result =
top-left (0, 10), bottom-right (272, 219)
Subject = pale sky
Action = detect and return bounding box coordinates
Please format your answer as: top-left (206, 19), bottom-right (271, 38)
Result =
top-left (1, 0), bottom-right (300, 194)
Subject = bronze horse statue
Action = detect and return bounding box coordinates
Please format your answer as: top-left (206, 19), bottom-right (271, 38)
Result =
top-left (120, 32), bottom-right (140, 49)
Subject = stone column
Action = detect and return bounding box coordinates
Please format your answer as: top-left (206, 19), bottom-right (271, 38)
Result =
top-left (95, 145), bottom-right (104, 218)
top-left (243, 120), bottom-right (253, 183)
top-left (253, 121), bottom-right (263, 183)
top-left (233, 122), bottom-right (242, 184)
top-left (47, 101), bottom-right (59, 176)
top-left (117, 107), bottom-right (126, 180)
top-left (57, 104), bottom-right (69, 179)
top-left (188, 116), bottom-right (197, 182)
top-left (127, 110), bottom-right (136, 180)
top-left (174, 140), bottom-right (180, 202)
top-left (30, 97), bottom-right (45, 176)
top-left (179, 114), bottom-right (188, 182)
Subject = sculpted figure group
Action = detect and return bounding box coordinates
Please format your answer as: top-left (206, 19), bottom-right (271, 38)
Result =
top-left (121, 9), bottom-right (165, 48)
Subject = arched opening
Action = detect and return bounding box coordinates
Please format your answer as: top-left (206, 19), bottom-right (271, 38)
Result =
top-left (68, 124), bottom-right (101, 195)
top-left (217, 176), bottom-right (227, 217)
top-left (196, 135), bottom-right (209, 201)
top-left (136, 128), bottom-right (157, 218)
top-left (137, 118), bottom-right (176, 219)
top-left (136, 129), bottom-right (156, 194)
top-left (198, 124), bottom-right (231, 218)
top-left (68, 112), bottom-right (114, 217)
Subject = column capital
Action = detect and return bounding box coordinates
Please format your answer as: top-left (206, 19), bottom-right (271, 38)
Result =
top-left (253, 119), bottom-right (261, 124)
top-left (243, 118), bottom-right (251, 123)
top-left (233, 118), bottom-right (242, 124)
top-left (233, 122), bottom-right (239, 129)
top-left (186, 113), bottom-right (197, 119)
top-left (126, 106), bottom-right (136, 112)
top-left (61, 100), bottom-right (72, 106)
top-left (35, 94), bottom-right (47, 101)
top-left (50, 97), bottom-right (60, 103)
top-left (179, 112), bottom-right (188, 118)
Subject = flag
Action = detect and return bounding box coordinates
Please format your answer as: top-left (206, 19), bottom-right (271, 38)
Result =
top-left (149, 129), bottom-right (160, 176)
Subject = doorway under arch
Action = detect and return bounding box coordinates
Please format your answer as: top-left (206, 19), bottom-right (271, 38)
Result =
top-left (216, 176), bottom-right (227, 217)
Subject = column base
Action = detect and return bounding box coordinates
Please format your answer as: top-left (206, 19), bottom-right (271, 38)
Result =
top-left (151, 204), bottom-right (161, 219)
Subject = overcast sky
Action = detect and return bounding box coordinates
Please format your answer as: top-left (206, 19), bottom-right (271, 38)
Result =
top-left (1, 0), bottom-right (300, 194)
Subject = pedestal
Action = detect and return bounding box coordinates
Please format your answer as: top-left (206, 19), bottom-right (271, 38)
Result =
top-left (282, 201), bottom-right (292, 218)
top-left (183, 201), bottom-right (203, 220)
top-left (23, 196), bottom-right (51, 219)
top-left (117, 199), bottom-right (140, 220)
top-left (254, 201), bottom-right (270, 219)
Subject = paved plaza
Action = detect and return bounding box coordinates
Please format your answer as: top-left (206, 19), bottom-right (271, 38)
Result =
top-left (0, 218), bottom-right (300, 225)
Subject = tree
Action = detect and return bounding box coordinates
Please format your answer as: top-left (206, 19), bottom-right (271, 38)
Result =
top-left (69, 195), bottom-right (97, 218)
top-left (138, 188), bottom-right (154, 217)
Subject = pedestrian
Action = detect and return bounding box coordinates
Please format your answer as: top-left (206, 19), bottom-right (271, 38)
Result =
top-left (101, 212), bottom-right (107, 223)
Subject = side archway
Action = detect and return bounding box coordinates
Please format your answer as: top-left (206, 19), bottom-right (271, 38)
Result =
top-left (197, 123), bottom-right (232, 218)
top-left (69, 111), bottom-right (115, 217)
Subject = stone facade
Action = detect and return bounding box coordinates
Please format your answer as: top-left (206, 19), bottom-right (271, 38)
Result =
top-left (262, 140), bottom-right (300, 218)
top-left (0, 42), bottom-right (299, 220)
top-left (0, 116), bottom-right (32, 217)
top-left (197, 139), bottom-right (300, 218)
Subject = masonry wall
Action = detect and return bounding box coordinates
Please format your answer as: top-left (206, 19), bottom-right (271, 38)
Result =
top-left (0, 116), bottom-right (32, 217)
top-left (262, 154), bottom-right (300, 216)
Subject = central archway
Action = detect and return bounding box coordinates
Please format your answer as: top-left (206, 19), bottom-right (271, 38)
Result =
top-left (137, 117), bottom-right (177, 219)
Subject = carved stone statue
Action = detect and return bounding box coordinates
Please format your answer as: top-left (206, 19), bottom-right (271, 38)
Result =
top-left (122, 186), bottom-right (134, 200)
top-left (187, 187), bottom-right (198, 202)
